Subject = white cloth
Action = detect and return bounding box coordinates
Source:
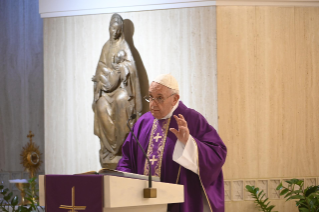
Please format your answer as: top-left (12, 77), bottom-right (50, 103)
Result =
top-left (173, 135), bottom-right (198, 174)
top-left (173, 136), bottom-right (210, 212)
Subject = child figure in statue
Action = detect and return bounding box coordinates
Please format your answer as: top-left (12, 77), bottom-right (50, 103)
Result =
top-left (113, 50), bottom-right (133, 101)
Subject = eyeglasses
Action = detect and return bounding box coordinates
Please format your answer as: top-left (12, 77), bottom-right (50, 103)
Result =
top-left (144, 93), bottom-right (176, 104)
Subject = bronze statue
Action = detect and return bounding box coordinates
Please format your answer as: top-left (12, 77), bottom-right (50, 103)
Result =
top-left (92, 14), bottom-right (142, 168)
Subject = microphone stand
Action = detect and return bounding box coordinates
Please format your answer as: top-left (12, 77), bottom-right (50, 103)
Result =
top-left (127, 116), bottom-right (157, 198)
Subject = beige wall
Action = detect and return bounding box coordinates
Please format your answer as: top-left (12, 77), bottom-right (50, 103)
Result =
top-left (43, 6), bottom-right (218, 175)
top-left (218, 6), bottom-right (319, 212)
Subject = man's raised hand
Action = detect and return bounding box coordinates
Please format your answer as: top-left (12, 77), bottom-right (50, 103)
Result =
top-left (169, 114), bottom-right (189, 145)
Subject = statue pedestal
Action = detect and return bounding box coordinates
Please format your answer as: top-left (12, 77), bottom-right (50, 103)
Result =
top-left (101, 155), bottom-right (122, 169)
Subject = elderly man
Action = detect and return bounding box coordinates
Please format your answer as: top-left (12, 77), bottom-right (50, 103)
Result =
top-left (116, 74), bottom-right (227, 212)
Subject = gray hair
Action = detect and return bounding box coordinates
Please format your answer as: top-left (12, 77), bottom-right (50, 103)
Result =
top-left (171, 88), bottom-right (179, 95)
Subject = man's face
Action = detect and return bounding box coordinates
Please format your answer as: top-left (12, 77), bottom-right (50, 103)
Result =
top-left (109, 22), bottom-right (122, 40)
top-left (149, 82), bottom-right (179, 119)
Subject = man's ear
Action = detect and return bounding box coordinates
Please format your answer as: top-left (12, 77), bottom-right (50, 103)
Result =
top-left (173, 94), bottom-right (180, 105)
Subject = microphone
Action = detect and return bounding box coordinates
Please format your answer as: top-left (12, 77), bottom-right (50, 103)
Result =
top-left (127, 114), bottom-right (156, 198)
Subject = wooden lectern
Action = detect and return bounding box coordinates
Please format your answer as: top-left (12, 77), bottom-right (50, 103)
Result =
top-left (39, 175), bottom-right (184, 212)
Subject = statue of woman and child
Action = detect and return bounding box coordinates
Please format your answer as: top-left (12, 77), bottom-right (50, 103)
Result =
top-left (92, 14), bottom-right (142, 168)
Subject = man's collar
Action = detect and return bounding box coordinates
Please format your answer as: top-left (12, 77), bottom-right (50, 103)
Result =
top-left (159, 101), bottom-right (180, 120)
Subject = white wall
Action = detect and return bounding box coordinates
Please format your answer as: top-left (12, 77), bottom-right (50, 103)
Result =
top-left (39, 0), bottom-right (216, 18)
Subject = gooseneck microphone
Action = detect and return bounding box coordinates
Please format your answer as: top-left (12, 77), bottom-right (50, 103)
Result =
top-left (127, 114), bottom-right (156, 198)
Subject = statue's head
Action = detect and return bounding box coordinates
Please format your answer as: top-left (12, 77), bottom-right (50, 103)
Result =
top-left (109, 14), bottom-right (124, 41)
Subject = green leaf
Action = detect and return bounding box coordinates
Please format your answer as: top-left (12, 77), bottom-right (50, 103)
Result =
top-left (17, 206), bottom-right (30, 212)
top-left (4, 192), bottom-right (13, 201)
top-left (255, 187), bottom-right (259, 192)
top-left (280, 188), bottom-right (289, 196)
top-left (305, 186), bottom-right (319, 197)
top-left (257, 190), bottom-right (264, 198)
top-left (11, 195), bottom-right (19, 207)
top-left (28, 178), bottom-right (36, 183)
top-left (290, 179), bottom-right (300, 184)
top-left (285, 180), bottom-right (293, 185)
top-left (246, 185), bottom-right (254, 193)
top-left (289, 194), bottom-right (305, 200)
top-left (299, 208), bottom-right (309, 212)
top-left (285, 191), bottom-right (293, 198)
top-left (0, 185), bottom-right (4, 189)
top-left (1, 188), bottom-right (9, 195)
top-left (296, 180), bottom-right (304, 186)
top-left (267, 205), bottom-right (275, 210)
top-left (25, 197), bottom-right (33, 202)
top-left (276, 182), bottom-right (283, 190)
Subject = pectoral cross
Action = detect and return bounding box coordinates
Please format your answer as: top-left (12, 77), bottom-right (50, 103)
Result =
top-left (60, 186), bottom-right (86, 212)
top-left (154, 133), bottom-right (162, 142)
top-left (27, 131), bottom-right (34, 142)
top-left (149, 155), bottom-right (158, 165)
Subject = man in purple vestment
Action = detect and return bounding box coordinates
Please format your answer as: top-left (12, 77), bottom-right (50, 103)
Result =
top-left (117, 74), bottom-right (227, 212)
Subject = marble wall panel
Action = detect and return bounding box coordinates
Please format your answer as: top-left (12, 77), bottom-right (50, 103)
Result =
top-left (43, 6), bottom-right (218, 174)
top-left (217, 6), bottom-right (319, 181)
top-left (295, 7), bottom-right (319, 177)
top-left (232, 180), bottom-right (244, 201)
top-left (224, 181), bottom-right (231, 201)
top-left (217, 6), bottom-right (319, 211)
top-left (269, 179), bottom-right (280, 199)
top-left (217, 6), bottom-right (258, 180)
top-left (255, 6), bottom-right (296, 179)
top-left (24, 0), bottom-right (45, 173)
top-left (0, 0), bottom-right (25, 172)
top-left (0, 0), bottom-right (44, 173)
top-left (226, 199), bottom-right (298, 212)
top-left (0, 172), bottom-right (11, 190)
top-left (305, 178), bottom-right (316, 187)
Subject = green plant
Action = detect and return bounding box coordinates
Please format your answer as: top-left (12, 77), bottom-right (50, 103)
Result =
top-left (276, 179), bottom-right (319, 212)
top-left (0, 184), bottom-right (19, 212)
top-left (0, 177), bottom-right (44, 212)
top-left (246, 185), bottom-right (277, 212)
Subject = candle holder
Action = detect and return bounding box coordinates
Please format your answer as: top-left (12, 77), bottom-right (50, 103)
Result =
top-left (15, 183), bottom-right (30, 205)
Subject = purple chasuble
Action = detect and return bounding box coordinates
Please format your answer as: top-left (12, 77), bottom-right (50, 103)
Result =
top-left (117, 101), bottom-right (227, 212)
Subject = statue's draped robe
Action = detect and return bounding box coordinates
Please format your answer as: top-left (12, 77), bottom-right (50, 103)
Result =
top-left (93, 37), bottom-right (142, 157)
top-left (117, 102), bottom-right (227, 212)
